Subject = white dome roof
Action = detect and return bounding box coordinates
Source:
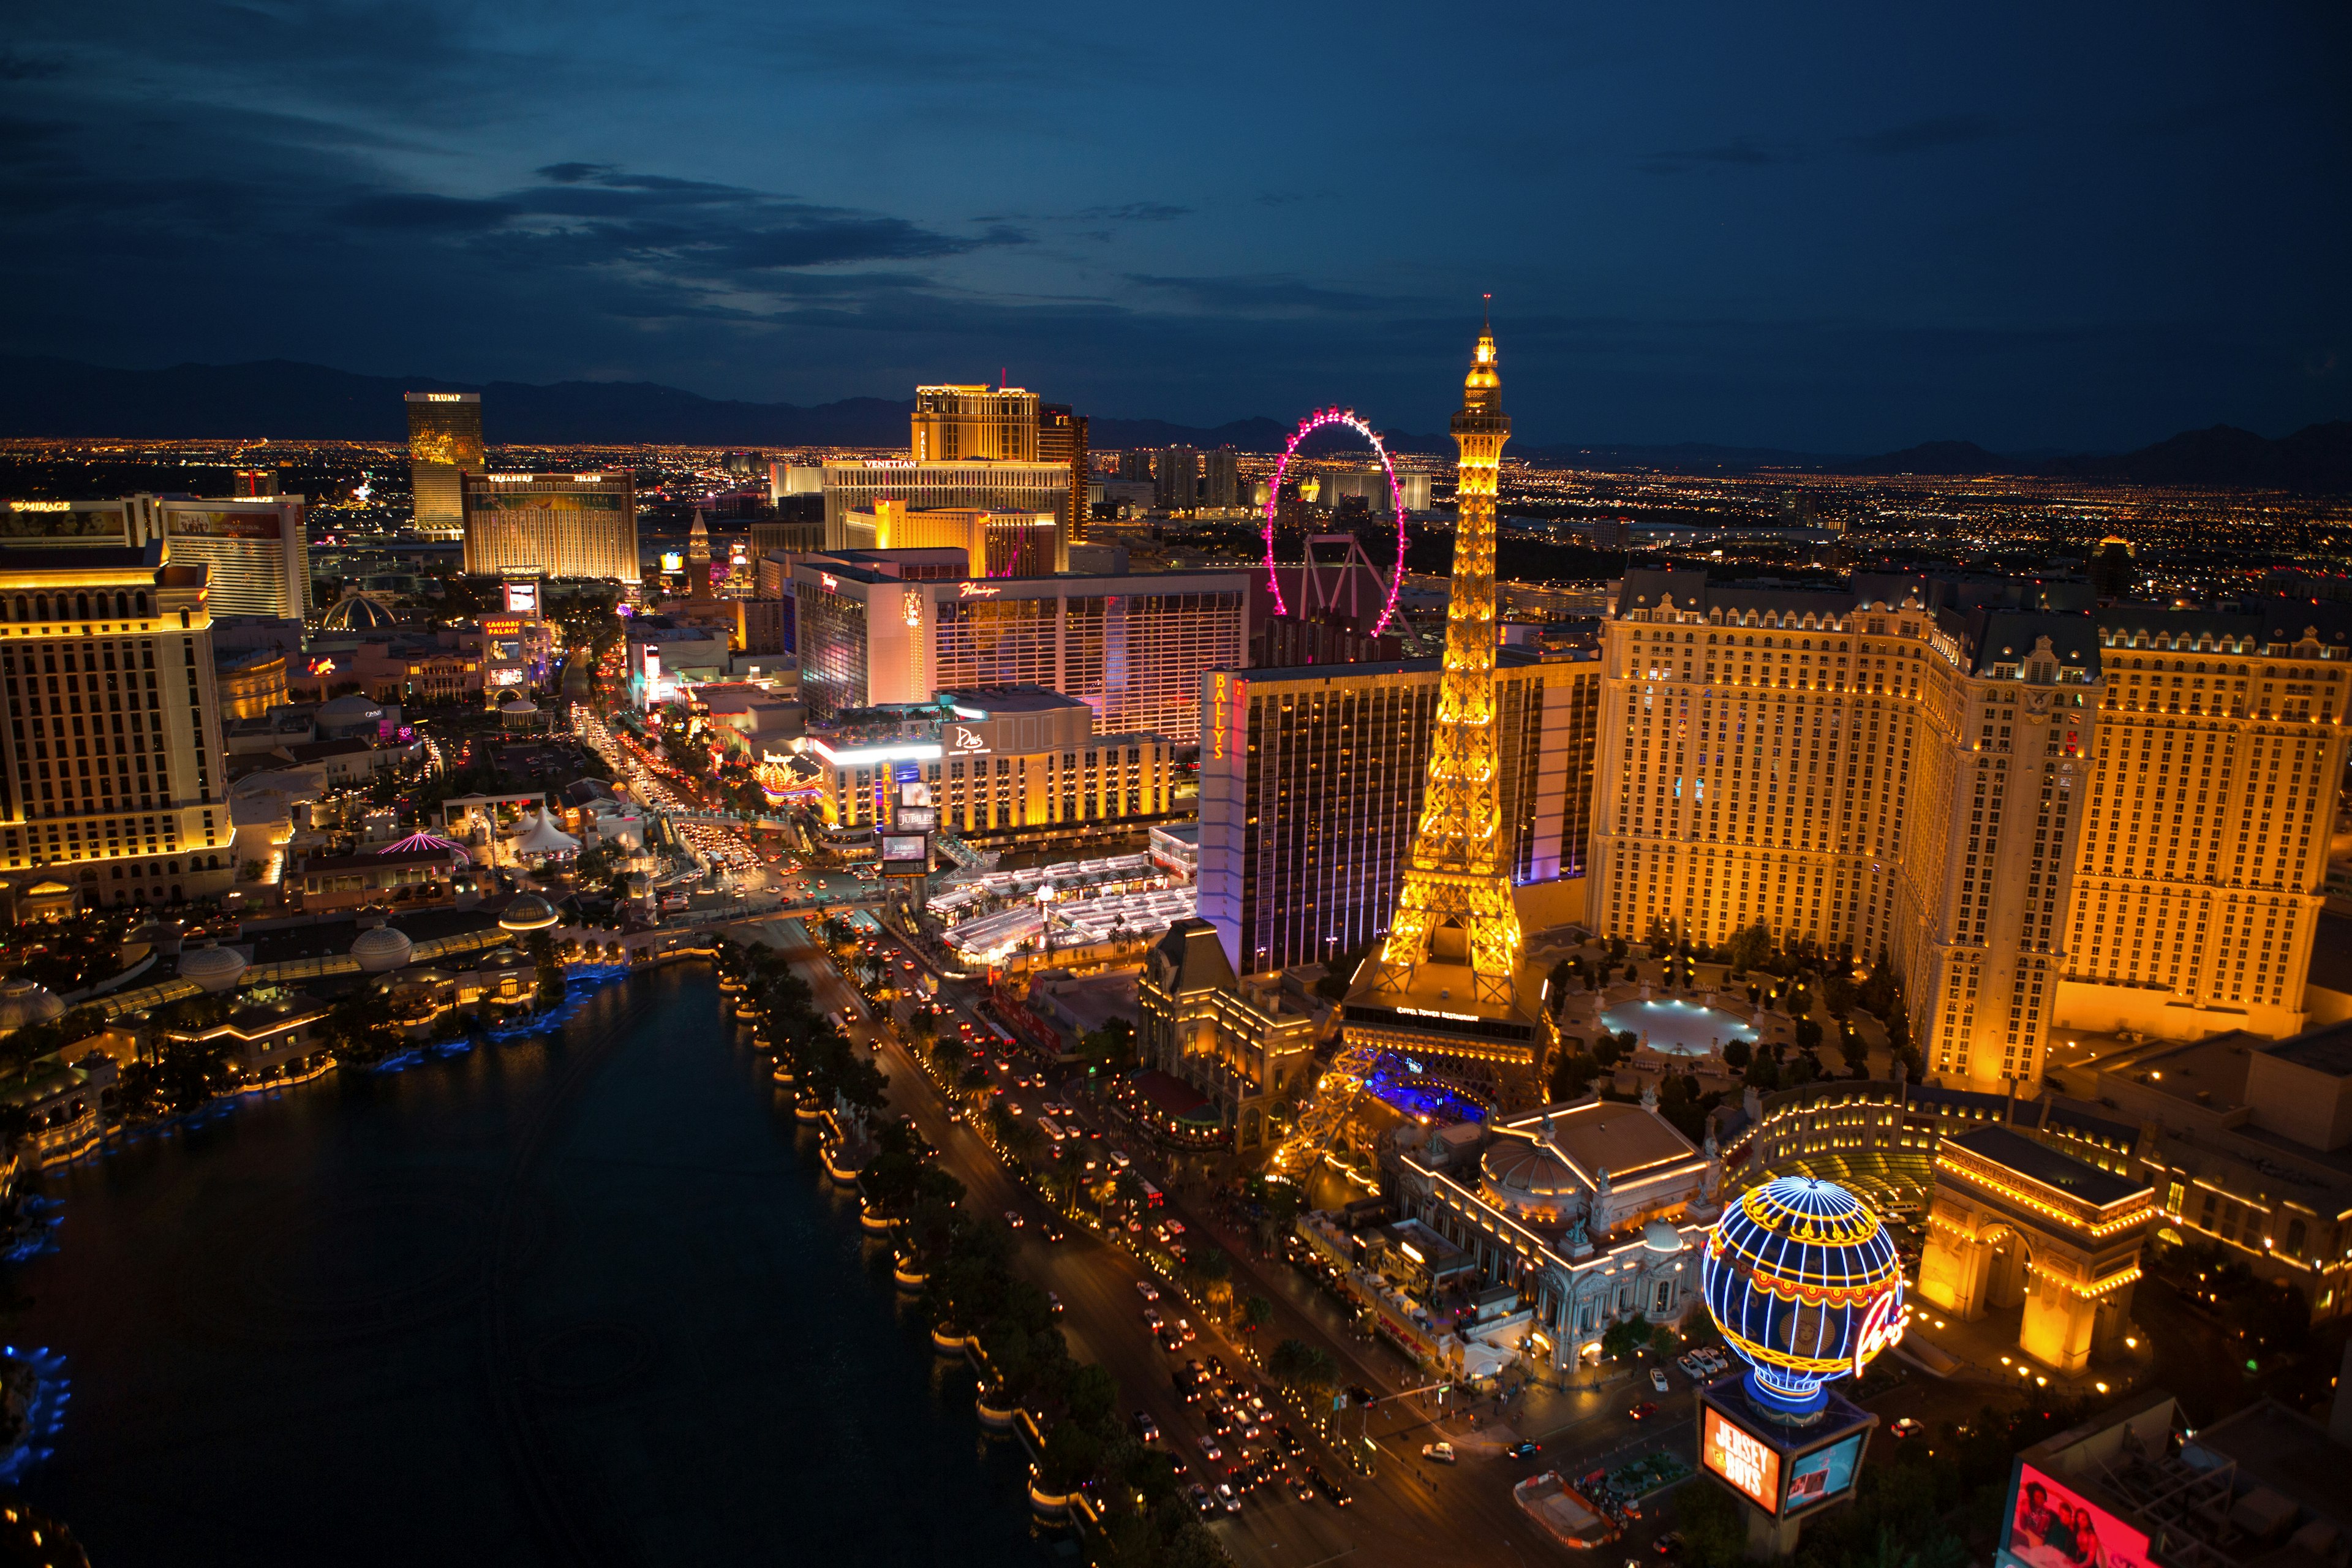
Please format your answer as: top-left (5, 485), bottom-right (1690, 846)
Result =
top-left (1643, 1218), bottom-right (1684, 1254)
top-left (0, 978), bottom-right (65, 1034)
top-left (320, 693), bottom-right (383, 718)
top-left (350, 925), bottom-right (415, 973)
top-left (178, 943), bottom-right (249, 994)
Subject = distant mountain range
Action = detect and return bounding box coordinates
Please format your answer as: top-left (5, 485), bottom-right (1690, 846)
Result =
top-left (1, 353), bottom-right (2345, 491)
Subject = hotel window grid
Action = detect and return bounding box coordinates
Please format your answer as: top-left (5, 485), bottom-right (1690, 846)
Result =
top-left (797, 589), bottom-right (870, 723)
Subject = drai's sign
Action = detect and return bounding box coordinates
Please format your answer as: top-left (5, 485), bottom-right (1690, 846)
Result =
top-left (948, 724), bottom-right (989, 755)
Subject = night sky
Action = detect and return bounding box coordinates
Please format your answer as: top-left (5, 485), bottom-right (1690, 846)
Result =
top-left (3, 2), bottom-right (2346, 451)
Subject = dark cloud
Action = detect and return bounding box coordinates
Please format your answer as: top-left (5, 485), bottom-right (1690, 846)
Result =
top-left (0, 50), bottom-right (67, 80)
top-left (337, 192), bottom-right (520, 232)
top-left (1638, 135), bottom-right (1796, 175)
top-left (536, 161), bottom-right (616, 184)
top-left (1842, 113), bottom-right (2002, 156)
top-left (1078, 203), bottom-right (1189, 222)
top-left (1123, 274), bottom-right (1396, 315)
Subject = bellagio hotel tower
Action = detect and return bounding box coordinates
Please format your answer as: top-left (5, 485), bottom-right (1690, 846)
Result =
top-left (1591, 568), bottom-right (2351, 1093)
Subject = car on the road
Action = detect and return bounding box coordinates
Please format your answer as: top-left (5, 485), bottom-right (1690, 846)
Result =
top-left (1047, 1291), bottom-right (1063, 1316)
top-left (1628, 1402), bottom-right (1660, 1421)
top-left (1289, 1474), bottom-right (1316, 1503)
top-left (1003, 1210), bottom-right (1024, 1228)
top-left (1208, 1356), bottom-right (1228, 1379)
top-left (1143, 1306), bottom-right (1164, 1328)
top-left (1158, 1327), bottom-right (1185, 1352)
top-left (1109, 1150), bottom-right (1133, 1169)
top-left (1422, 1441), bottom-right (1457, 1463)
top-left (1199, 1438), bottom-right (1224, 1462)
top-left (1136, 1412), bottom-right (1161, 1443)
top-left (1890, 1417), bottom-right (1926, 1439)
top-left (1135, 1280), bottom-right (1160, 1303)
top-left (1188, 1483), bottom-right (1216, 1519)
top-left (1651, 1367), bottom-right (1671, 1393)
top-left (1306, 1466), bottom-right (1351, 1507)
top-left (1506, 1441), bottom-right (1543, 1460)
top-left (1275, 1423), bottom-right (1303, 1458)
top-left (1038, 1216), bottom-right (1066, 1242)
top-left (1215, 1482), bottom-right (1242, 1515)
top-left (1655, 1531), bottom-right (1686, 1556)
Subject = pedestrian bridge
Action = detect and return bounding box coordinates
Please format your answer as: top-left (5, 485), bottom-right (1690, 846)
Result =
top-left (663, 812), bottom-right (799, 831)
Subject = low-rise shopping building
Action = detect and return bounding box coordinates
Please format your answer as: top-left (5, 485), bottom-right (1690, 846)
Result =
top-left (1135, 918), bottom-right (1316, 1152)
top-left (1384, 1093), bottom-right (1726, 1373)
top-left (802, 685), bottom-right (1178, 842)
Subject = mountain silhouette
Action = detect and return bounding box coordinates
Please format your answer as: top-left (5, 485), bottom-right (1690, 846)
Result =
top-left (0, 355), bottom-right (2343, 490)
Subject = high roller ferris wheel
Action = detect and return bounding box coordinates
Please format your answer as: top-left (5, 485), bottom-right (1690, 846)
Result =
top-left (1259, 407), bottom-right (1410, 637)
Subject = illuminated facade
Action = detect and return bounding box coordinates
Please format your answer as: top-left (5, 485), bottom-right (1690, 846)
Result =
top-left (1593, 573), bottom-right (2095, 1091)
top-left (840, 503), bottom-right (1063, 577)
top-left (1276, 325), bottom-right (1558, 1172)
top-left (1137, 918), bottom-right (1319, 1151)
top-left (460, 472), bottom-right (639, 584)
top-left (817, 460), bottom-right (1071, 556)
top-left (2056, 604), bottom-right (2352, 1041)
top-left (804, 688), bottom-right (1177, 834)
top-left (145, 496), bottom-right (310, 619)
top-left (1196, 650), bottom-right (1600, 975)
top-left (1389, 1098), bottom-right (1720, 1369)
top-left (1918, 1124), bottom-right (2154, 1374)
top-left (789, 554), bottom-right (1245, 739)
top-left (2, 496), bottom-right (309, 619)
top-left (1593, 576), bottom-right (2352, 1093)
top-left (405, 391), bottom-right (484, 534)
top-left (0, 546), bottom-right (235, 912)
top-left (910, 385), bottom-right (1039, 461)
top-left (1039, 404), bottom-right (1090, 543)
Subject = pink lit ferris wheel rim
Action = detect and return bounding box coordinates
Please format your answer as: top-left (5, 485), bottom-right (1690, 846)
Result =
top-left (1259, 407), bottom-right (1407, 636)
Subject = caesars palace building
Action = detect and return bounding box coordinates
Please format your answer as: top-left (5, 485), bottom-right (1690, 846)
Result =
top-left (1591, 569), bottom-right (2352, 1095)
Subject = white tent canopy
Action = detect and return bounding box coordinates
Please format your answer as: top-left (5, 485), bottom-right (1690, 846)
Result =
top-left (508, 810), bottom-right (582, 858)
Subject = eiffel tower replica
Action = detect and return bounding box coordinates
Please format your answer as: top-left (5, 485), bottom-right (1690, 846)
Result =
top-left (1270, 317), bottom-right (1558, 1178)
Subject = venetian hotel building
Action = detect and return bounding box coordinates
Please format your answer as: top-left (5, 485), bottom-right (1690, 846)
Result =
top-left (1591, 570), bottom-right (2352, 1093)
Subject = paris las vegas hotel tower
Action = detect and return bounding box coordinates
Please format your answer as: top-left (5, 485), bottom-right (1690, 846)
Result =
top-left (1591, 570), bottom-right (2351, 1093)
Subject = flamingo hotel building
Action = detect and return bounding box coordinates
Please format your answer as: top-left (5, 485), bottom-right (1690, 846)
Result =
top-left (1591, 569), bottom-right (2352, 1094)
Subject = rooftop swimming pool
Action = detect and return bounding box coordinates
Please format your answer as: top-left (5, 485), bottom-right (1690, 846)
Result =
top-left (1599, 998), bottom-right (1757, 1058)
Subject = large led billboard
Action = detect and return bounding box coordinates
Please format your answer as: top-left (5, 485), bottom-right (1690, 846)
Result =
top-left (2000, 1465), bottom-right (2155, 1568)
top-left (880, 834), bottom-right (928, 867)
top-left (503, 580), bottom-right (540, 615)
top-left (1784, 1433), bottom-right (1864, 1513)
top-left (1702, 1407), bottom-right (1780, 1512)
